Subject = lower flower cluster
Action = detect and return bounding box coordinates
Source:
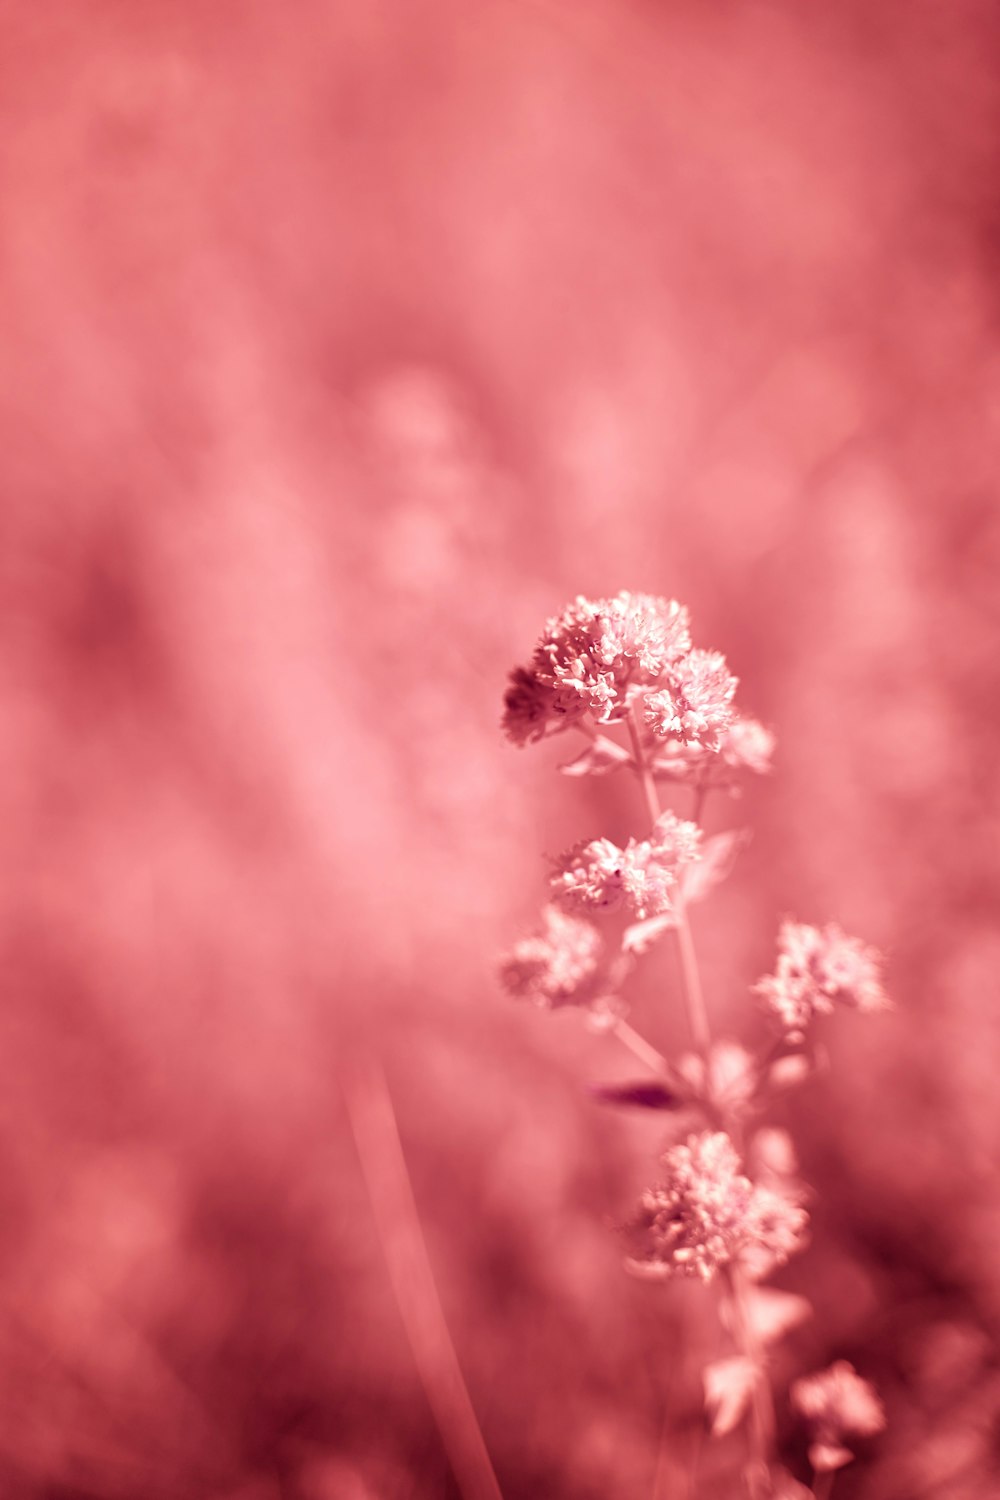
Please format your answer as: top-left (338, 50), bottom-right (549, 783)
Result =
top-left (498, 904), bottom-right (606, 1009)
top-left (626, 1131), bottom-right (808, 1285)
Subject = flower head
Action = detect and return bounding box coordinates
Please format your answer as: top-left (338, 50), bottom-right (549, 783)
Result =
top-left (626, 1131), bottom-right (808, 1283)
top-left (551, 811), bottom-right (701, 921)
top-left (643, 649), bottom-right (738, 751)
top-left (754, 921), bottom-right (890, 1038)
top-left (791, 1361), bottom-right (886, 1472)
top-left (499, 904), bottom-right (605, 1008)
top-left (531, 592), bottom-right (691, 726)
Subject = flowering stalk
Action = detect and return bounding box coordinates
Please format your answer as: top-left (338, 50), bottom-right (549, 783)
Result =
top-left (627, 705), bottom-right (711, 1056)
top-left (629, 704), bottom-right (775, 1493)
top-left (498, 592), bottom-right (890, 1497)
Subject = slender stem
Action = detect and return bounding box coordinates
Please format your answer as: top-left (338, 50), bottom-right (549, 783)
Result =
top-left (627, 707), bottom-right (663, 825)
top-left (626, 707), bottom-right (778, 1494)
top-left (615, 1018), bottom-right (669, 1074)
top-left (627, 706), bottom-right (711, 1057)
top-left (811, 1469), bottom-right (834, 1500)
top-left (725, 1266), bottom-right (776, 1499)
top-left (673, 908), bottom-right (712, 1058)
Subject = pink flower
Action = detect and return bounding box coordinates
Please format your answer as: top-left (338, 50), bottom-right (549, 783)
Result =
top-left (499, 904), bottom-right (605, 1008)
top-left (643, 649), bottom-right (738, 751)
top-left (754, 921), bottom-right (890, 1037)
top-left (531, 592), bottom-right (691, 726)
top-left (626, 1131), bottom-right (808, 1284)
top-left (791, 1361), bottom-right (886, 1472)
top-left (550, 811), bottom-right (701, 920)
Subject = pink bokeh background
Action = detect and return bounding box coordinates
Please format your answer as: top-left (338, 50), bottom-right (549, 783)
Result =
top-left (2, 2), bottom-right (999, 1496)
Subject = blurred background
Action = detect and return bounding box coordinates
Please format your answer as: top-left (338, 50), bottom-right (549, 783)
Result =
top-left (2, 0), bottom-right (999, 1496)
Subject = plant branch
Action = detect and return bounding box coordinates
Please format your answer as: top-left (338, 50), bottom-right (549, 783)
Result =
top-left (627, 708), bottom-right (777, 1494)
top-left (614, 1017), bottom-right (670, 1074)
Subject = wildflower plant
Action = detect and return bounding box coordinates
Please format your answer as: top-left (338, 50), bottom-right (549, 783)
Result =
top-left (499, 591), bottom-right (890, 1499)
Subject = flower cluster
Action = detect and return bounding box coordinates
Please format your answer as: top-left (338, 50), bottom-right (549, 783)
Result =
top-left (501, 591), bottom-right (775, 799)
top-left (643, 648), bottom-right (738, 751)
top-left (551, 811), bottom-right (702, 920)
top-left (755, 921), bottom-right (890, 1038)
top-left (498, 904), bottom-right (606, 1009)
top-left (502, 591), bottom-right (690, 738)
top-left (627, 1131), bottom-right (808, 1284)
top-left (531, 591), bottom-right (691, 725)
top-left (790, 1361), bottom-right (886, 1473)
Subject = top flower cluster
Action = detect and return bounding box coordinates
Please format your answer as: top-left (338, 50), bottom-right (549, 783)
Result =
top-left (502, 591), bottom-right (751, 761)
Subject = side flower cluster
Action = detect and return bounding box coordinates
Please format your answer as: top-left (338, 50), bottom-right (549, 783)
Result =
top-left (550, 811), bottom-right (701, 920)
top-left (755, 920), bottom-right (890, 1039)
top-left (626, 1131), bottom-right (808, 1284)
top-left (791, 1361), bottom-right (886, 1473)
top-left (643, 648), bottom-right (738, 751)
top-left (498, 904), bottom-right (606, 1009)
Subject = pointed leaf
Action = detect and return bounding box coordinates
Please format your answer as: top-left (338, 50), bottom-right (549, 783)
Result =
top-left (704, 1356), bottom-right (758, 1437)
top-left (771, 1470), bottom-right (815, 1500)
top-left (558, 738), bottom-right (632, 777)
top-left (623, 1256), bottom-right (670, 1282)
top-left (751, 1127), bottom-right (799, 1179)
top-left (723, 1287), bottom-right (813, 1346)
top-left (809, 1441), bottom-right (854, 1473)
top-left (622, 911), bottom-right (678, 955)
top-left (590, 1079), bottom-right (685, 1110)
top-left (680, 829), bottom-right (750, 906)
top-left (768, 1053), bottom-right (811, 1091)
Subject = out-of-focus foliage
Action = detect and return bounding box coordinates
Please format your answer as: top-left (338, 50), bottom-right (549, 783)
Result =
top-left (1, 1), bottom-right (999, 1496)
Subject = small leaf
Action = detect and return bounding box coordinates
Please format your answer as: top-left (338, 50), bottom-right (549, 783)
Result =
top-left (680, 829), bottom-right (750, 906)
top-left (771, 1469), bottom-right (815, 1499)
top-left (808, 1441), bottom-right (854, 1473)
top-left (704, 1356), bottom-right (758, 1436)
top-left (622, 911), bottom-right (678, 955)
top-left (623, 1256), bottom-right (670, 1282)
top-left (590, 1079), bottom-right (685, 1110)
top-left (723, 1287), bottom-right (813, 1346)
top-left (558, 738), bottom-right (632, 777)
top-left (750, 1126), bottom-right (799, 1179)
top-left (768, 1053), bottom-right (811, 1091)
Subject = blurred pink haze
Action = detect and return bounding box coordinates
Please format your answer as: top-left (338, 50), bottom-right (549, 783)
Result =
top-left (1, 2), bottom-right (999, 1497)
